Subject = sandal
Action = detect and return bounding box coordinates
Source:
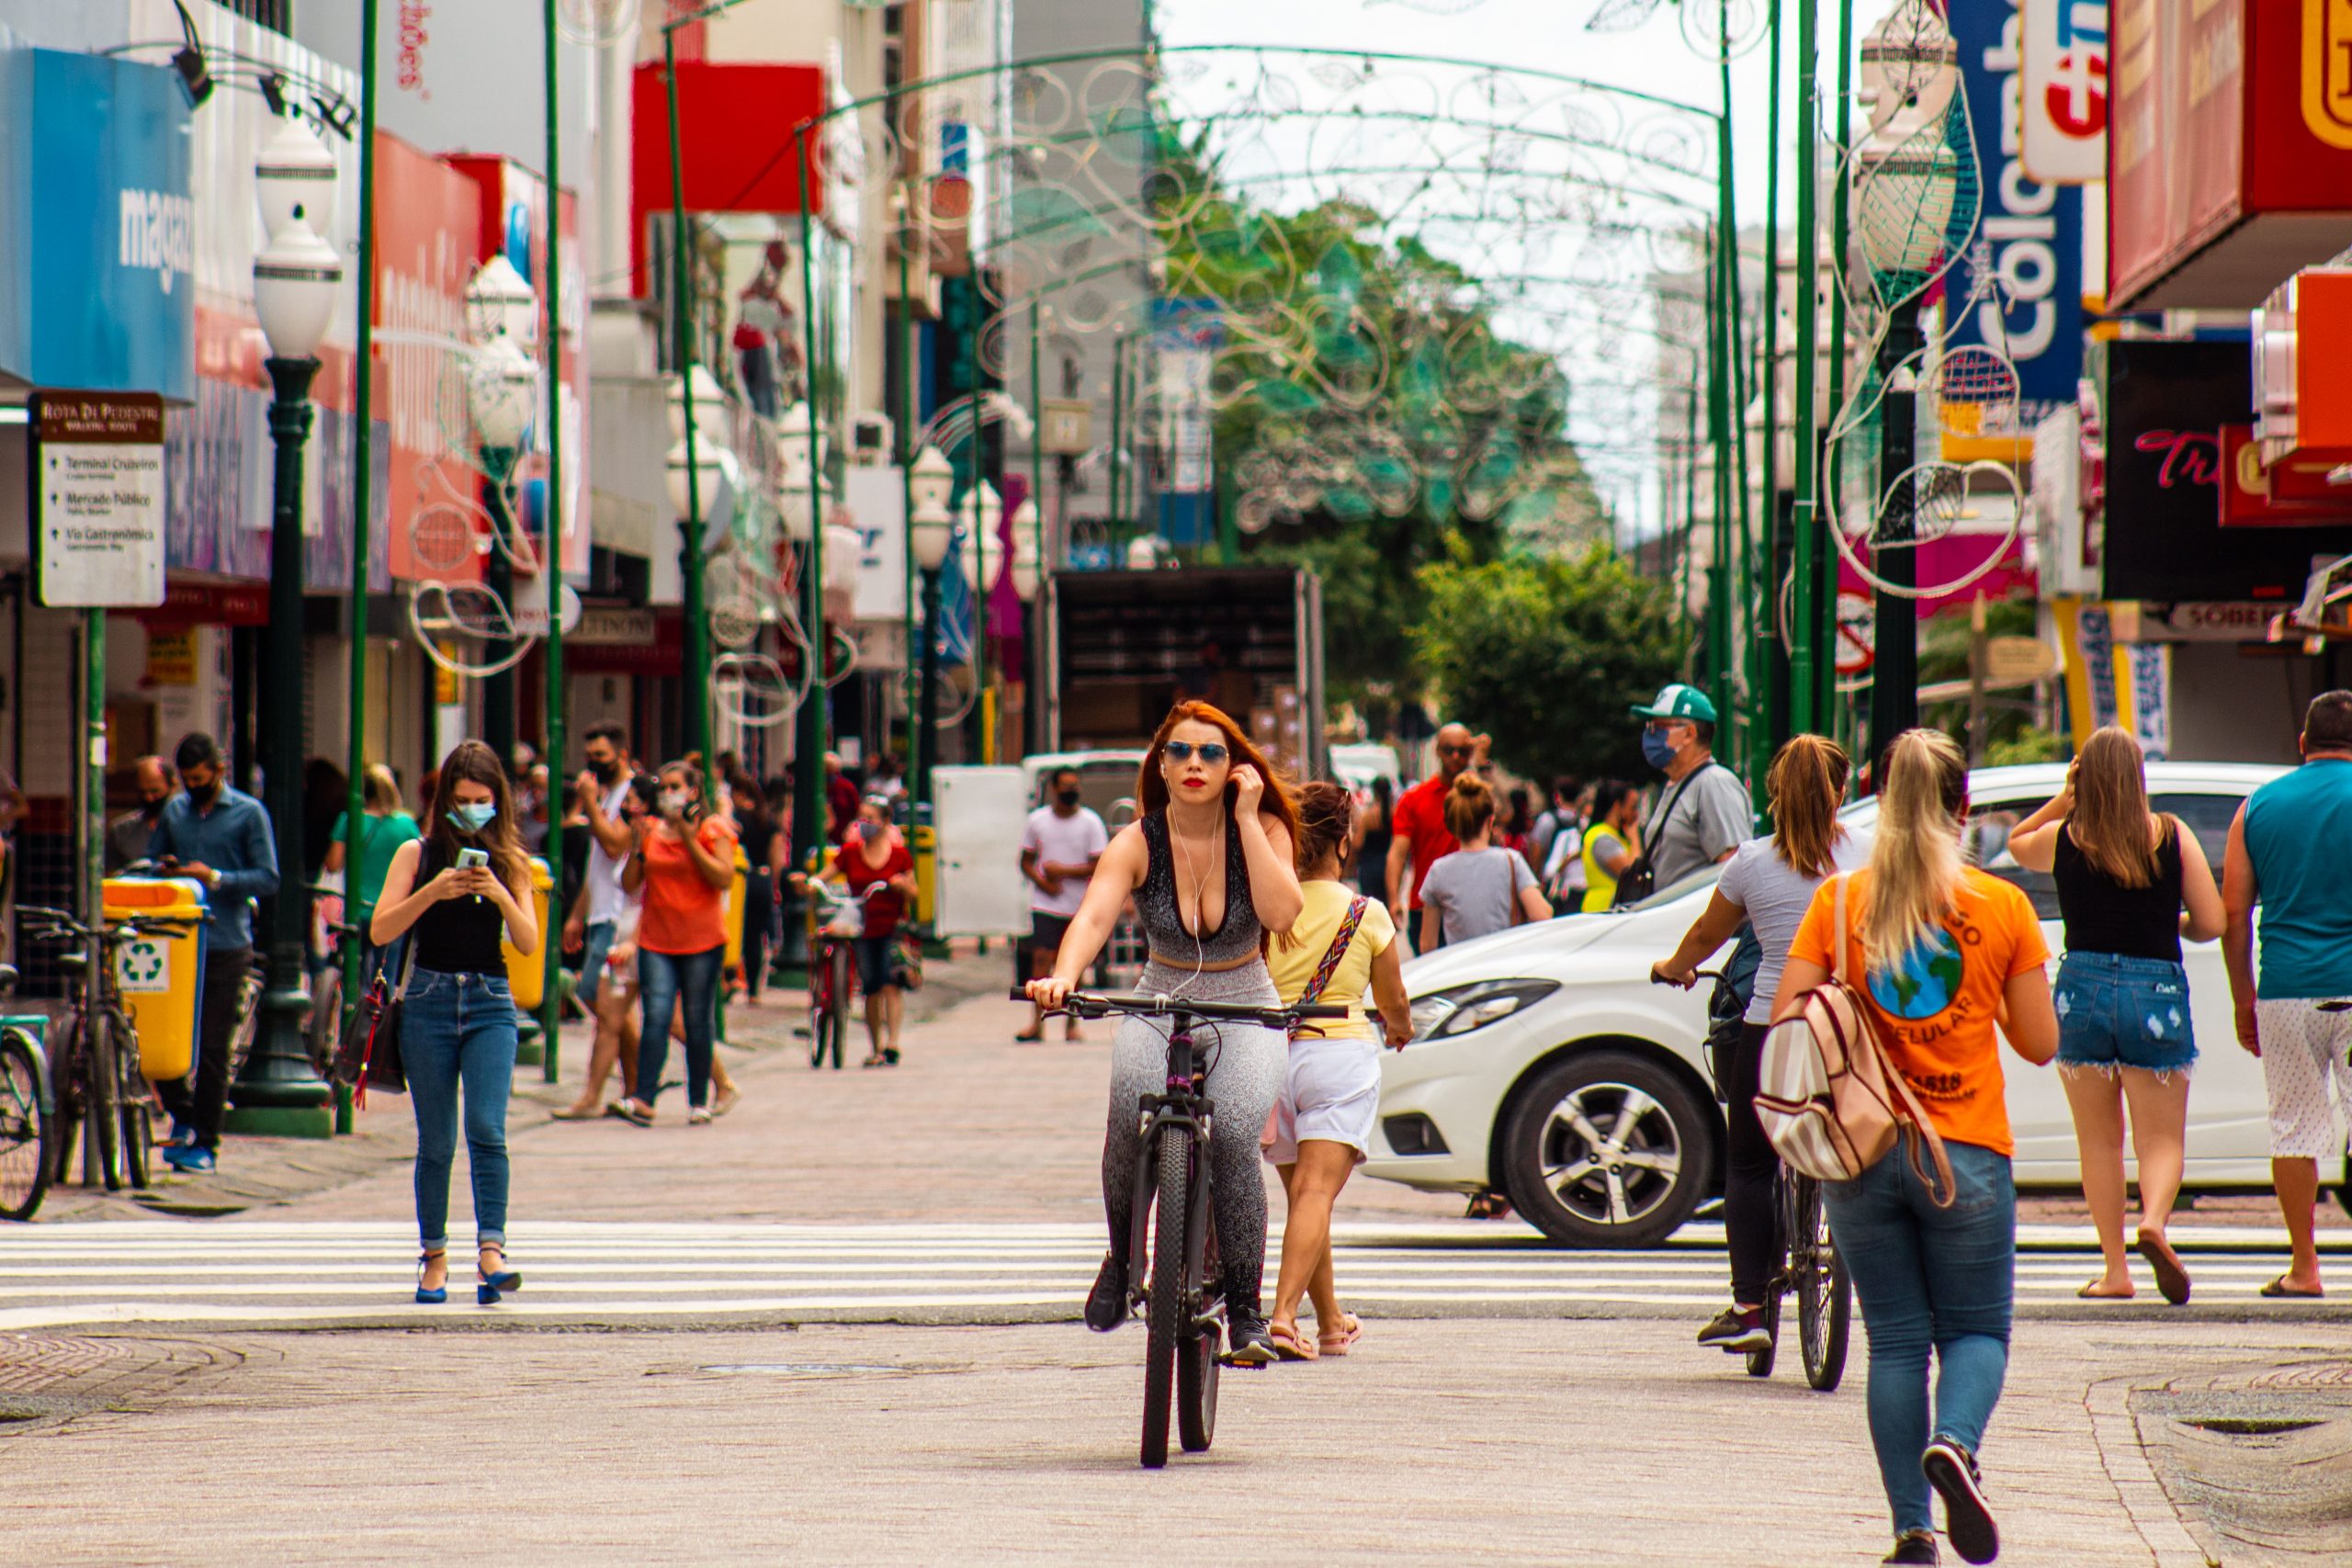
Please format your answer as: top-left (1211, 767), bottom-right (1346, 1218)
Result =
top-left (2260, 1274), bottom-right (2324, 1299)
top-left (1317, 1312), bottom-right (1363, 1356)
top-left (605, 1100), bottom-right (653, 1127)
top-left (1269, 1320), bottom-right (1317, 1361)
top-left (2075, 1281), bottom-right (2134, 1300)
top-left (2136, 1232), bottom-right (2191, 1305)
top-left (1013, 1029), bottom-right (1044, 1043)
top-left (549, 1104), bottom-right (605, 1121)
top-left (861, 1054), bottom-right (889, 1069)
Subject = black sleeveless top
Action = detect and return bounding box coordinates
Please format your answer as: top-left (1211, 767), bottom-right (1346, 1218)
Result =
top-left (410, 840), bottom-right (510, 976)
top-left (1136, 808), bottom-right (1262, 964)
top-left (2052, 820), bottom-right (2186, 964)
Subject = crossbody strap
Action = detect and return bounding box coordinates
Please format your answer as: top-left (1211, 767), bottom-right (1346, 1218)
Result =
top-left (1641, 760), bottom-right (1710, 848)
top-left (1299, 897), bottom-right (1369, 1007)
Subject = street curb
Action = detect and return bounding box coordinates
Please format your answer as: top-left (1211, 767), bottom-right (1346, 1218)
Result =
top-left (2086, 1371), bottom-right (2222, 1568)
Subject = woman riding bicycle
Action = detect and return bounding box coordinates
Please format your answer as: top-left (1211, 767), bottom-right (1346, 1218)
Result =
top-left (801, 795), bottom-right (919, 1067)
top-left (1027, 702), bottom-right (1306, 1366)
top-left (1652, 735), bottom-right (1861, 1357)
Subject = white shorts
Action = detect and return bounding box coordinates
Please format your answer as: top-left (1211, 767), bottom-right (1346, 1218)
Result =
top-left (2256, 998), bottom-right (2352, 1159)
top-left (1261, 1035), bottom-right (1381, 1166)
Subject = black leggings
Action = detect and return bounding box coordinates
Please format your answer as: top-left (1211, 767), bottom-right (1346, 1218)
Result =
top-left (1724, 1021), bottom-right (1781, 1306)
top-left (740, 869), bottom-right (775, 998)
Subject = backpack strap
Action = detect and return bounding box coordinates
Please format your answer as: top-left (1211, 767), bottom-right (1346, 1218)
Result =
top-left (1831, 869), bottom-right (1958, 1207)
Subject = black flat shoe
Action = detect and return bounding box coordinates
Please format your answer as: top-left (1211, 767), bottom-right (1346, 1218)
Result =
top-left (1922, 1438), bottom-right (1998, 1565)
top-left (1083, 1252), bottom-right (1129, 1332)
top-left (1883, 1532), bottom-right (1939, 1566)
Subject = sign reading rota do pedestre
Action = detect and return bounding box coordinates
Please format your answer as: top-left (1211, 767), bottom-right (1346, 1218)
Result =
top-left (31, 390), bottom-right (166, 609)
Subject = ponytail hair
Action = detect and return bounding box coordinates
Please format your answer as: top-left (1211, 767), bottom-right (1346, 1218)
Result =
top-left (1295, 781), bottom-right (1355, 874)
top-left (1766, 735), bottom-right (1850, 880)
top-left (1862, 728), bottom-right (1969, 970)
top-left (1441, 772), bottom-right (1497, 841)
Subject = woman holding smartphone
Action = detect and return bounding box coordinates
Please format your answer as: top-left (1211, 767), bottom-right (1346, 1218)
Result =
top-left (611, 759), bottom-right (738, 1126)
top-left (370, 740), bottom-right (540, 1306)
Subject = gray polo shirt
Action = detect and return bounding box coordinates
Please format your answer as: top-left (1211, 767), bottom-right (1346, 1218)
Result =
top-left (1646, 761), bottom-right (1754, 890)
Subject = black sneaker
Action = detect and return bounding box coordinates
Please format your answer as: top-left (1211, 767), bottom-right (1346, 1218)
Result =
top-left (1083, 1253), bottom-right (1129, 1332)
top-left (1223, 1308), bottom-right (1277, 1366)
top-left (1921, 1438), bottom-right (1999, 1564)
top-left (1882, 1532), bottom-right (1939, 1565)
top-left (1696, 1306), bottom-right (1771, 1353)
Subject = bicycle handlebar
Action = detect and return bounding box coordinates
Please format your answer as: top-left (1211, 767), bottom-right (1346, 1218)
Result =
top-left (1012, 987), bottom-right (1349, 1025)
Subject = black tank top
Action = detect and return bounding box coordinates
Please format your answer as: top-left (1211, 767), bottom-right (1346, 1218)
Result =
top-left (409, 840), bottom-right (510, 976)
top-left (2052, 820), bottom-right (2185, 964)
top-left (1136, 808), bottom-right (1262, 964)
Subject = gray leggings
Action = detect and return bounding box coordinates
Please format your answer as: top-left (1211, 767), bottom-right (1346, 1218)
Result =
top-left (1102, 960), bottom-right (1286, 1315)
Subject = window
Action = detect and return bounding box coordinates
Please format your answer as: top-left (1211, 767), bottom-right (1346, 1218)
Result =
top-left (1966, 800), bottom-right (2059, 919)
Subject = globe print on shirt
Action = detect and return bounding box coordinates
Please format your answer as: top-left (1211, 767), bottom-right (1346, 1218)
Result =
top-left (1869, 927), bottom-right (1967, 1020)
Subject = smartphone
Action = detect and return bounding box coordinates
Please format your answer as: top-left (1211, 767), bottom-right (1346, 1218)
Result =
top-left (457, 848), bottom-right (489, 870)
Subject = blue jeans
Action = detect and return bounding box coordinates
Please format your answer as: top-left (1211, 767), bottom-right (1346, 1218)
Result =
top-left (401, 969), bottom-right (518, 1252)
top-left (636, 944), bottom-right (723, 1109)
top-left (1825, 1140), bottom-right (2017, 1538)
top-left (2054, 952), bottom-right (2198, 1076)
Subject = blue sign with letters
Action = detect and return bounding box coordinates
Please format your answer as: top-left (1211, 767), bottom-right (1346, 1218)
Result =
top-left (2, 50), bottom-right (194, 400)
top-left (1943, 0), bottom-right (2083, 423)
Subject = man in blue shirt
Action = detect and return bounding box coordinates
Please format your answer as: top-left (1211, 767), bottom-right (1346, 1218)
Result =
top-left (2222, 690), bottom-right (2352, 1298)
top-left (147, 732), bottom-right (278, 1173)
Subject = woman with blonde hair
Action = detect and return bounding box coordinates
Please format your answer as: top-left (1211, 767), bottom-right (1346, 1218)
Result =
top-left (324, 763), bottom-right (421, 970)
top-left (1415, 773), bottom-right (1550, 950)
top-left (1027, 702), bottom-right (1306, 1364)
top-left (1774, 730), bottom-right (2059, 1567)
top-left (2006, 728), bottom-right (2222, 1304)
top-left (1654, 734), bottom-right (1865, 1356)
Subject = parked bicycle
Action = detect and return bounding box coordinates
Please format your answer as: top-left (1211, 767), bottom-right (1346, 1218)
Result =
top-left (0, 965), bottom-right (51, 1221)
top-left (1027, 987), bottom-right (1349, 1469)
top-left (17, 903), bottom-right (198, 1200)
top-left (304, 879), bottom-right (360, 1080)
top-left (803, 880), bottom-right (878, 1071)
top-left (1680, 965), bottom-right (1851, 1391)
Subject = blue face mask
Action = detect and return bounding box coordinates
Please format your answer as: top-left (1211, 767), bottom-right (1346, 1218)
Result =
top-left (1640, 728), bottom-right (1680, 773)
top-left (447, 802), bottom-right (497, 833)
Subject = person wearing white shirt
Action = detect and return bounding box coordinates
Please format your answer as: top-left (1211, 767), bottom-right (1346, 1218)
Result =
top-left (1016, 767), bottom-right (1109, 1042)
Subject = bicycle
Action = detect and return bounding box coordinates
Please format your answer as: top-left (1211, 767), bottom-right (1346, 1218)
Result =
top-left (1677, 966), bottom-right (1852, 1392)
top-left (17, 904), bottom-right (198, 1197)
top-left (0, 965), bottom-right (51, 1221)
top-left (1027, 987), bottom-right (1349, 1470)
top-left (305, 880), bottom-right (361, 1080)
top-left (802, 880), bottom-right (877, 1071)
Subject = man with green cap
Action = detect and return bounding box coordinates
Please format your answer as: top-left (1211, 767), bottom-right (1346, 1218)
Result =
top-left (1627, 682), bottom-right (1752, 894)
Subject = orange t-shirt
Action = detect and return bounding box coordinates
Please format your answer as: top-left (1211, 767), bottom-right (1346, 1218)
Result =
top-left (638, 815), bottom-right (738, 955)
top-left (1787, 867), bottom-right (2051, 1156)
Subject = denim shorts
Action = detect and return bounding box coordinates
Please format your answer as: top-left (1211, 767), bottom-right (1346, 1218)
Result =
top-left (2054, 951), bottom-right (2197, 1076)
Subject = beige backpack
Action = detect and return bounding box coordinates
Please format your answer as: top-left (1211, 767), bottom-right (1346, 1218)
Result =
top-left (1755, 874), bottom-right (1956, 1205)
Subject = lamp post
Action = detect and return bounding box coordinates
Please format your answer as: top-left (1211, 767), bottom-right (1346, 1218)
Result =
top-left (229, 113), bottom-right (342, 1138)
top-left (1008, 494), bottom-right (1041, 753)
top-left (466, 256), bottom-right (537, 769)
top-left (909, 446), bottom-right (956, 814)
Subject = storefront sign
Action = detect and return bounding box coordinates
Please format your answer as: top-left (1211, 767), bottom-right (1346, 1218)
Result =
top-left (628, 63), bottom-right (827, 293)
top-left (131, 581), bottom-right (271, 628)
top-left (2124, 640), bottom-right (2171, 759)
top-left (375, 132), bottom-right (487, 586)
top-left (31, 391), bottom-right (166, 608)
top-left (143, 629), bottom-right (198, 685)
top-left (2022, 0), bottom-right (2109, 186)
top-left (1949, 0), bottom-right (2084, 421)
top-left (2145, 600), bottom-right (2283, 640)
top-left (571, 606), bottom-right (659, 645)
top-left (844, 465), bottom-right (906, 625)
top-left (2054, 596), bottom-right (2122, 740)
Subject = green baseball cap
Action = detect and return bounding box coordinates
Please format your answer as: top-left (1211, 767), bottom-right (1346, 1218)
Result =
top-left (1629, 682), bottom-right (1718, 724)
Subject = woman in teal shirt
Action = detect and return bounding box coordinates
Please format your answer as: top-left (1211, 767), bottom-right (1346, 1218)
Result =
top-left (325, 764), bottom-right (421, 953)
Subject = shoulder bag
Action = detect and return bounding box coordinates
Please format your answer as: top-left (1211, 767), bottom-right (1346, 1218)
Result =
top-left (1610, 761), bottom-right (1713, 908)
top-left (1753, 874), bottom-right (1955, 1204)
top-left (334, 935), bottom-right (415, 1107)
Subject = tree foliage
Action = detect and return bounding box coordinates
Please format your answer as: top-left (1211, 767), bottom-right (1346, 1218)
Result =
top-left (1412, 546), bottom-right (1684, 783)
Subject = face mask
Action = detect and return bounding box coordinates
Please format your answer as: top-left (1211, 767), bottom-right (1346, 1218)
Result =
top-left (141, 796), bottom-right (168, 819)
top-left (188, 778), bottom-right (221, 807)
top-left (592, 760), bottom-right (620, 784)
top-left (447, 802), bottom-right (497, 833)
top-left (660, 789), bottom-right (689, 815)
top-left (1056, 788), bottom-right (1081, 808)
top-left (858, 820), bottom-right (883, 843)
top-left (1640, 729), bottom-right (1679, 773)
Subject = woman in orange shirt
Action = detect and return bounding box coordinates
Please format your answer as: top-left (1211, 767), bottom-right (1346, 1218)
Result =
top-left (610, 759), bottom-right (738, 1127)
top-left (1773, 730), bottom-right (2058, 1568)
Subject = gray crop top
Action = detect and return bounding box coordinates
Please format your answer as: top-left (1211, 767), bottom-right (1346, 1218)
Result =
top-left (1136, 808), bottom-right (1262, 963)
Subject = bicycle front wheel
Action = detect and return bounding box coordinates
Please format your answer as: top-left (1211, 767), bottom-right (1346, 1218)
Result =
top-left (828, 943), bottom-right (852, 1070)
top-left (112, 1009), bottom-right (152, 1191)
top-left (1793, 1174), bottom-right (1851, 1392)
top-left (0, 1029), bottom-right (53, 1221)
top-left (307, 965), bottom-right (343, 1078)
top-left (86, 1009), bottom-right (123, 1191)
top-left (1141, 1124), bottom-right (1189, 1469)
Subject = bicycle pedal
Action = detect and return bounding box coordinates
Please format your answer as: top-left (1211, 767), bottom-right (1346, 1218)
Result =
top-left (1216, 1352), bottom-right (1272, 1370)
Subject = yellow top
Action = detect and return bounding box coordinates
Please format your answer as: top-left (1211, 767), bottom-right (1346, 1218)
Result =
top-left (1581, 822), bottom-right (1629, 912)
top-left (1266, 878), bottom-right (1396, 1041)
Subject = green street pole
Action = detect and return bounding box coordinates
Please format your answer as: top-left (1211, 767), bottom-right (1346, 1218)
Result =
top-left (1760, 0), bottom-right (1785, 761)
top-left (663, 27), bottom-right (711, 780)
top-left (1789, 0), bottom-right (1824, 738)
top-left (900, 186), bottom-right (919, 782)
top-left (1029, 299), bottom-right (1046, 753)
top-left (1819, 0), bottom-right (1858, 736)
top-left (338, 0), bottom-right (382, 1135)
top-left (539, 0), bottom-right (565, 1082)
top-left (1704, 219), bottom-right (1730, 723)
top-left (791, 127), bottom-right (828, 875)
top-left (1716, 53), bottom-right (1758, 800)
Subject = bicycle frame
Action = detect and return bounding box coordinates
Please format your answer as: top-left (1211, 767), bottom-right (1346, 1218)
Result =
top-left (1121, 1014), bottom-right (1218, 1320)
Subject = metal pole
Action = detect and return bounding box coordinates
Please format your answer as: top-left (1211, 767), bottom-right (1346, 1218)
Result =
top-left (970, 287), bottom-right (991, 765)
top-left (1819, 0), bottom-right (1859, 733)
top-left (228, 356), bottom-right (334, 1137)
top-left (1705, 220), bottom-right (1730, 722)
top-left (1030, 299), bottom-right (1046, 754)
top-left (1717, 54), bottom-right (1757, 795)
top-left (1108, 333), bottom-right (1125, 542)
top-left (664, 28), bottom-right (711, 782)
top-left (791, 128), bottom-right (827, 874)
top-left (1758, 0), bottom-right (1785, 761)
top-left (484, 523), bottom-right (515, 764)
top-left (337, 0), bottom-right (380, 1135)
top-left (1788, 0), bottom-right (1823, 737)
top-left (899, 183), bottom-right (918, 777)
top-left (1870, 297), bottom-right (1922, 757)
top-left (539, 0), bottom-right (566, 1082)
top-left (81, 604), bottom-right (103, 1163)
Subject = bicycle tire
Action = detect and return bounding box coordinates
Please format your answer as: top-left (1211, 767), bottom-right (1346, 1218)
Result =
top-left (112, 1007), bottom-right (152, 1191)
top-left (88, 1008), bottom-right (122, 1191)
top-left (1794, 1175), bottom-right (1852, 1393)
top-left (1141, 1124), bottom-right (1188, 1469)
top-left (307, 965), bottom-right (343, 1078)
top-left (808, 942), bottom-right (831, 1067)
top-left (226, 970), bottom-right (263, 1077)
top-left (829, 942), bottom-right (851, 1071)
top-left (0, 1031), bottom-right (53, 1222)
top-left (1177, 1131), bottom-right (1218, 1453)
top-left (45, 1013), bottom-right (81, 1188)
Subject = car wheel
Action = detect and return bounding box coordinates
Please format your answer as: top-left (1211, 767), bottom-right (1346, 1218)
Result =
top-left (1499, 1048), bottom-right (1714, 1248)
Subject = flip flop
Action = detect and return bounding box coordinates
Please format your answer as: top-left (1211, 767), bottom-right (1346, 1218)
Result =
top-left (1269, 1321), bottom-right (1317, 1361)
top-left (1317, 1312), bottom-right (1363, 1357)
top-left (605, 1100), bottom-right (653, 1128)
top-left (549, 1105), bottom-right (605, 1121)
top-left (2076, 1282), bottom-right (2134, 1300)
top-left (2135, 1234), bottom-right (2191, 1305)
top-left (1012, 1030), bottom-right (1045, 1043)
top-left (2260, 1275), bottom-right (2324, 1299)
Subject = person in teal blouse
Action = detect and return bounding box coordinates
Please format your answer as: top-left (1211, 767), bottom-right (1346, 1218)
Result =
top-left (325, 764), bottom-right (422, 946)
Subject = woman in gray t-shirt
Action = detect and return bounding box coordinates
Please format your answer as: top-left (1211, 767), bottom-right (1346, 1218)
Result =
top-left (1418, 774), bottom-right (1550, 950)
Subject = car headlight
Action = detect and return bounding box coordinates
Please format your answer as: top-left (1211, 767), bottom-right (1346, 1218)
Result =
top-left (1405, 979), bottom-right (1558, 1043)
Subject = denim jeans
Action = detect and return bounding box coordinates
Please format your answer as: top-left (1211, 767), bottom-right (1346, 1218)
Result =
top-left (1825, 1139), bottom-right (2017, 1538)
top-left (636, 944), bottom-right (723, 1109)
top-left (401, 969), bottom-right (518, 1252)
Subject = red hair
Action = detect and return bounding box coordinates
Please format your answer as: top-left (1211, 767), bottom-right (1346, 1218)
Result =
top-left (1137, 702), bottom-right (1303, 849)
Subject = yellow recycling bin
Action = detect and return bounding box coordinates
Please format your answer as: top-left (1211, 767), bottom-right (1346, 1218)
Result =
top-left (912, 824), bottom-right (937, 926)
top-left (724, 846), bottom-right (750, 970)
top-left (501, 857), bottom-right (553, 1010)
top-left (102, 876), bottom-right (208, 1080)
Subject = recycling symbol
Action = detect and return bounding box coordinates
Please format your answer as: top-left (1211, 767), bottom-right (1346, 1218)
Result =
top-left (116, 940), bottom-right (168, 993)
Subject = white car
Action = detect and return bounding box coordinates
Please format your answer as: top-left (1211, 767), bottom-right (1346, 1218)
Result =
top-left (1367, 761), bottom-right (2298, 1247)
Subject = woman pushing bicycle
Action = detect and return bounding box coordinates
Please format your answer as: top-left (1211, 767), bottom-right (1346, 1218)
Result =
top-left (1027, 702), bottom-right (1306, 1366)
top-left (1652, 735), bottom-right (1862, 1358)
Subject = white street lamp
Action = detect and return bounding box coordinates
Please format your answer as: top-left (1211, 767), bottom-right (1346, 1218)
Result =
top-left (465, 254), bottom-right (538, 344)
top-left (466, 333), bottom-right (538, 453)
top-left (909, 444), bottom-right (956, 522)
top-left (253, 221), bottom-right (343, 363)
top-left (667, 434), bottom-right (727, 521)
top-left (254, 113), bottom-right (336, 243)
top-left (1007, 497), bottom-right (1041, 602)
top-left (667, 365), bottom-right (729, 445)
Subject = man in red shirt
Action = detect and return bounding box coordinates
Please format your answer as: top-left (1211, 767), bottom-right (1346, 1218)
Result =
top-left (1385, 723), bottom-right (1487, 953)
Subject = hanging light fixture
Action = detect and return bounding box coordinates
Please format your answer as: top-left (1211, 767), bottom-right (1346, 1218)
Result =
top-left (666, 365), bottom-right (729, 444)
top-left (466, 334), bottom-right (539, 453)
top-left (910, 446), bottom-right (956, 572)
top-left (465, 254), bottom-right (538, 344)
top-left (254, 113), bottom-right (336, 243)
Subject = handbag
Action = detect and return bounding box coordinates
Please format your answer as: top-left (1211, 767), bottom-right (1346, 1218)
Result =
top-left (889, 927), bottom-right (923, 992)
top-left (1753, 874), bottom-right (1956, 1204)
top-left (1611, 762), bottom-right (1713, 908)
top-left (334, 936), bottom-right (416, 1107)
